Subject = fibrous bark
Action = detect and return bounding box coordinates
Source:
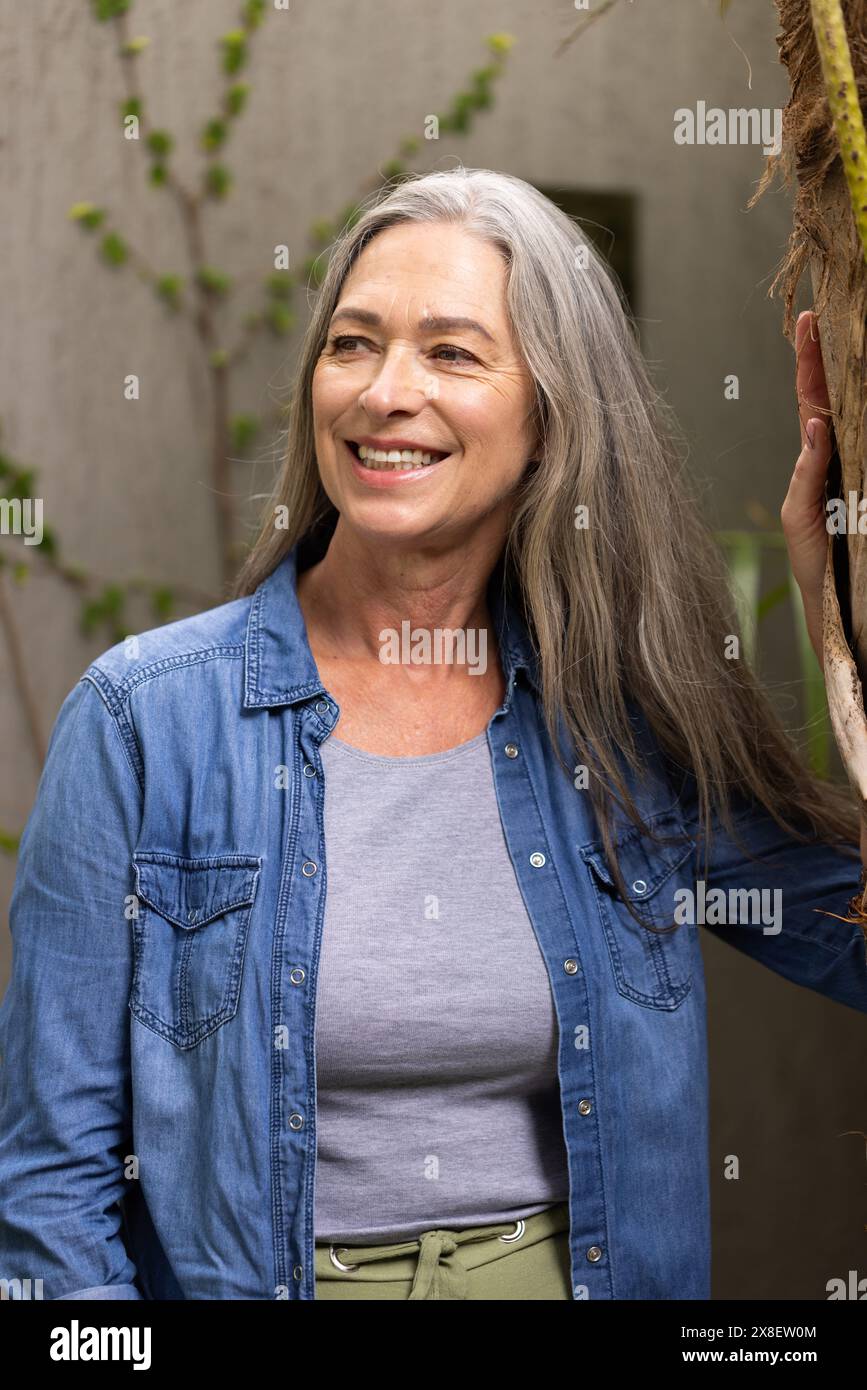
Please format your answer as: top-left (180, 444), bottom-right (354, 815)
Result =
top-left (752, 2), bottom-right (867, 928)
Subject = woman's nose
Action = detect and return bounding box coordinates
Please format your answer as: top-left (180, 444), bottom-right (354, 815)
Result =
top-left (360, 345), bottom-right (431, 414)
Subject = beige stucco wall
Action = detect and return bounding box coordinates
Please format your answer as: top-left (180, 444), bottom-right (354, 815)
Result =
top-left (1, 0), bottom-right (863, 1300)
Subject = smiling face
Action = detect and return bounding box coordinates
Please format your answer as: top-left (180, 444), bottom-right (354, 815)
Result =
top-left (311, 221), bottom-right (540, 551)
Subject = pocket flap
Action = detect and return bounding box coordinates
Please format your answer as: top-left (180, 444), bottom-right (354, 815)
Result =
top-left (132, 852), bottom-right (262, 930)
top-left (579, 809), bottom-right (694, 902)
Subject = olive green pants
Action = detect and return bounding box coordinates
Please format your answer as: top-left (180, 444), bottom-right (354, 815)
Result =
top-left (314, 1201), bottom-right (573, 1300)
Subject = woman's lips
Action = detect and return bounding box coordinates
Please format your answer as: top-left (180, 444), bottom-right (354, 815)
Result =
top-left (343, 438), bottom-right (452, 486)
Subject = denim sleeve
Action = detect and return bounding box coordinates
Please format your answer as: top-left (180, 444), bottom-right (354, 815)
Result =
top-left (0, 675), bottom-right (144, 1301)
top-left (677, 775), bottom-right (867, 1015)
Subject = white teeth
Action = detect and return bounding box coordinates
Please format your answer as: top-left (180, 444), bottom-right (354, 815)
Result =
top-left (356, 444), bottom-right (446, 470)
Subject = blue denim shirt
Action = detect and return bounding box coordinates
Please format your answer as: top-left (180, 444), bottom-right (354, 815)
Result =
top-left (1, 542), bottom-right (866, 1301)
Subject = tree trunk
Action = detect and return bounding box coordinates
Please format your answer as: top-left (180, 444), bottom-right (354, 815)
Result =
top-left (753, 3), bottom-right (867, 880)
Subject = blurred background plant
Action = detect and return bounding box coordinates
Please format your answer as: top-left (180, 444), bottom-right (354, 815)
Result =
top-left (0, 0), bottom-right (517, 847)
top-left (717, 518), bottom-right (831, 777)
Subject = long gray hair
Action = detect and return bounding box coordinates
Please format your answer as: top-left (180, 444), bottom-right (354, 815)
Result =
top-left (233, 166), bottom-right (859, 928)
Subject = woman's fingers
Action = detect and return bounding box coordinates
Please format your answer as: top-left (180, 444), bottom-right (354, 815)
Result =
top-left (781, 415), bottom-right (832, 637)
top-left (784, 310), bottom-right (835, 670)
top-left (795, 310), bottom-right (831, 451)
top-left (782, 415), bottom-right (832, 523)
top-left (781, 417), bottom-right (832, 670)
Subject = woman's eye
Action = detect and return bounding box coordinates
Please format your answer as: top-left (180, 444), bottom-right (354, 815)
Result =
top-left (328, 335), bottom-right (475, 365)
top-left (433, 344), bottom-right (476, 365)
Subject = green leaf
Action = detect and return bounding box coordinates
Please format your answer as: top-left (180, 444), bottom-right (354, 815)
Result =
top-left (220, 30), bottom-right (248, 75)
top-left (302, 253), bottom-right (327, 286)
top-left (243, 0), bottom-right (266, 29)
top-left (721, 531), bottom-right (761, 667)
top-left (121, 36), bottom-right (151, 56)
top-left (231, 414), bottom-right (260, 451)
top-left (265, 271), bottom-right (294, 300)
top-left (100, 231), bottom-right (128, 266)
top-left (147, 129), bottom-right (173, 158)
top-left (204, 164), bottom-right (232, 199)
top-left (471, 65), bottom-right (498, 88)
top-left (755, 580), bottom-right (790, 624)
top-left (787, 564), bottom-right (830, 777)
top-left (487, 32), bottom-right (516, 56)
top-left (155, 274), bottom-right (184, 308)
top-left (201, 119), bottom-right (228, 152)
top-left (37, 527), bottom-right (57, 558)
top-left (101, 584), bottom-right (125, 617)
top-left (340, 203), bottom-right (363, 231)
top-left (91, 0), bottom-right (131, 20)
top-left (0, 827), bottom-right (21, 854)
top-left (196, 266), bottom-right (232, 296)
top-left (79, 583), bottom-right (126, 639)
top-left (265, 302), bottom-right (294, 336)
top-left (149, 163), bottom-right (168, 186)
top-left (120, 96), bottom-right (143, 121)
top-left (225, 82), bottom-right (250, 118)
top-left (8, 467), bottom-right (34, 497)
top-left (80, 598), bottom-right (102, 635)
top-left (68, 202), bottom-right (105, 230)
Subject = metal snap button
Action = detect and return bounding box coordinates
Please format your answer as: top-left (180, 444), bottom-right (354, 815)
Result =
top-left (529, 852), bottom-right (546, 868)
top-left (564, 959), bottom-right (579, 975)
top-left (632, 879), bottom-right (648, 895)
top-left (587, 1245), bottom-right (603, 1262)
top-left (315, 700), bottom-right (329, 714)
top-left (288, 1112), bottom-right (304, 1130)
top-left (293, 1265), bottom-right (303, 1281)
top-left (303, 764), bottom-right (317, 777)
top-left (301, 861), bottom-right (317, 877)
top-left (187, 909), bottom-right (199, 923)
top-left (290, 967), bottom-right (306, 985)
top-left (504, 743), bottom-right (519, 758)
top-left (578, 1099), bottom-right (592, 1116)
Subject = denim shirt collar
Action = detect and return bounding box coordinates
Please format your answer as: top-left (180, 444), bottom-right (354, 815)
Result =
top-left (243, 541), bottom-right (541, 711)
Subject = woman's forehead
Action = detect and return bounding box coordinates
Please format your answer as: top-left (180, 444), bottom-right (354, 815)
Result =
top-left (342, 224), bottom-right (508, 306)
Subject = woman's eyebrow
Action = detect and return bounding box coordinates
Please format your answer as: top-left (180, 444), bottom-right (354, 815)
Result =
top-left (329, 305), bottom-right (496, 343)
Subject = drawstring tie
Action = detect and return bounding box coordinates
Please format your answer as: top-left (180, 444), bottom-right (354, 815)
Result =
top-left (408, 1230), bottom-right (463, 1300)
top-left (329, 1220), bottom-right (523, 1300)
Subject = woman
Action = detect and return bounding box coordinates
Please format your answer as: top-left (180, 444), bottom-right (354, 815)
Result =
top-left (0, 168), bottom-right (865, 1302)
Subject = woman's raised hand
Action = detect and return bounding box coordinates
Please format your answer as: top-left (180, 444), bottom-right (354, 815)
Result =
top-left (780, 308), bottom-right (834, 672)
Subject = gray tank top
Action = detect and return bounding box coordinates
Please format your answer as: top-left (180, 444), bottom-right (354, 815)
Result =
top-left (313, 728), bottom-right (570, 1244)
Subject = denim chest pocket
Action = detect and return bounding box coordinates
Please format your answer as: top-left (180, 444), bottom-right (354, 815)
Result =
top-left (579, 810), bottom-right (697, 1010)
top-left (130, 851), bottom-right (262, 1049)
